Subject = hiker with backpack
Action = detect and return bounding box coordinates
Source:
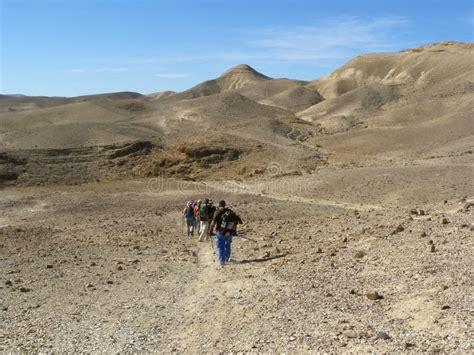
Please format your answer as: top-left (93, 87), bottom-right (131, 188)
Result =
top-left (208, 200), bottom-right (217, 232)
top-left (210, 200), bottom-right (243, 267)
top-left (198, 198), bottom-right (213, 242)
top-left (183, 200), bottom-right (195, 236)
top-left (194, 200), bottom-right (202, 234)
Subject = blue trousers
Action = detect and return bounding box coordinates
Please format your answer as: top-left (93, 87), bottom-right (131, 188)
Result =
top-left (216, 231), bottom-right (232, 264)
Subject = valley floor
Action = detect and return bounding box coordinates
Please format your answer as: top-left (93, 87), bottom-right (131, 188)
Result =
top-left (1, 169), bottom-right (473, 353)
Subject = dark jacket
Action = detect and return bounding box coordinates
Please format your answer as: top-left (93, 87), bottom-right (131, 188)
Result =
top-left (212, 208), bottom-right (242, 234)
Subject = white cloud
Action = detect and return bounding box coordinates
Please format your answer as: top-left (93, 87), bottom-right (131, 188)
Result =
top-left (238, 16), bottom-right (410, 63)
top-left (104, 16), bottom-right (412, 68)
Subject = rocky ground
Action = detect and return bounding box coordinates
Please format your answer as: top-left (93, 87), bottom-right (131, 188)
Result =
top-left (1, 176), bottom-right (472, 353)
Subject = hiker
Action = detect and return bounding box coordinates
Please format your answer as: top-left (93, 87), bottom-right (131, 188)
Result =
top-left (198, 198), bottom-right (212, 242)
top-left (194, 200), bottom-right (202, 234)
top-left (208, 199), bottom-right (217, 225)
top-left (183, 201), bottom-right (195, 236)
top-left (209, 200), bottom-right (217, 236)
top-left (210, 200), bottom-right (242, 267)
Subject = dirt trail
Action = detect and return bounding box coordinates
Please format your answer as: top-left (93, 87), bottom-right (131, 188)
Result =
top-left (204, 180), bottom-right (384, 211)
top-left (167, 242), bottom-right (223, 350)
top-left (160, 229), bottom-right (295, 353)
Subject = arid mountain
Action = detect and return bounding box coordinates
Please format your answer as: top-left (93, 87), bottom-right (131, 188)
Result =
top-left (0, 41), bottom-right (472, 186)
top-left (307, 41), bottom-right (474, 98)
top-left (160, 64), bottom-right (271, 101)
top-left (299, 41), bottom-right (474, 163)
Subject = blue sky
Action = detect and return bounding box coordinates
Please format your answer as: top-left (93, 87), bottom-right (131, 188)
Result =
top-left (1, 0), bottom-right (473, 97)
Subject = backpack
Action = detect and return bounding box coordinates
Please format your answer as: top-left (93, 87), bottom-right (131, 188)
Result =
top-left (185, 206), bottom-right (194, 219)
top-left (219, 209), bottom-right (239, 232)
top-left (199, 204), bottom-right (210, 221)
top-left (209, 205), bottom-right (217, 218)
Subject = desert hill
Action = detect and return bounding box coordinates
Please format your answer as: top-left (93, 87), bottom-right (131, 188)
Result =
top-left (160, 64), bottom-right (271, 102)
top-left (307, 41), bottom-right (474, 98)
top-left (297, 42), bottom-right (473, 160)
top-left (0, 41), bottom-right (472, 186)
top-left (261, 86), bottom-right (324, 111)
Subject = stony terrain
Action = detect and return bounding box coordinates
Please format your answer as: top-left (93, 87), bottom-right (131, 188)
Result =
top-left (1, 41), bottom-right (473, 352)
top-left (1, 176), bottom-right (473, 353)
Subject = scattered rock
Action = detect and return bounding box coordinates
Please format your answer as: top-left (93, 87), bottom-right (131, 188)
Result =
top-left (441, 217), bottom-right (449, 225)
top-left (430, 244), bottom-right (436, 253)
top-left (391, 224), bottom-right (404, 235)
top-left (117, 265), bottom-right (123, 271)
top-left (462, 201), bottom-right (473, 211)
top-left (375, 331), bottom-right (391, 340)
top-left (405, 342), bottom-right (416, 349)
top-left (420, 231), bottom-right (427, 237)
top-left (46, 264), bottom-right (53, 269)
top-left (19, 287), bottom-right (31, 293)
top-left (410, 208), bottom-right (425, 216)
top-left (441, 305), bottom-right (451, 310)
top-left (316, 248), bottom-right (323, 254)
top-left (5, 280), bottom-right (12, 287)
top-left (354, 251), bottom-right (366, 259)
top-left (343, 330), bottom-right (358, 339)
top-left (366, 291), bottom-right (383, 300)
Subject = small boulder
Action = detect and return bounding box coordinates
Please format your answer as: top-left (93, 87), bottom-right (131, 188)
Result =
top-left (391, 224), bottom-right (404, 235)
top-left (343, 330), bottom-right (358, 339)
top-left (366, 291), bottom-right (384, 300)
top-left (375, 331), bottom-right (391, 340)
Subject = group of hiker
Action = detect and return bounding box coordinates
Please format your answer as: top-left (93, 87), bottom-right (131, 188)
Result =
top-left (184, 199), bottom-right (242, 267)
